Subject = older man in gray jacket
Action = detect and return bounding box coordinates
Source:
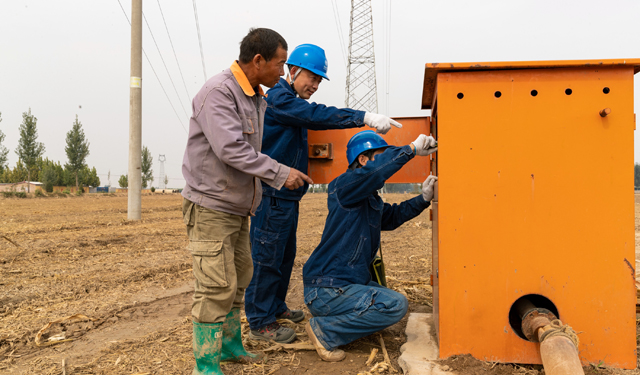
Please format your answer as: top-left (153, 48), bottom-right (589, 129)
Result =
top-left (181, 28), bottom-right (312, 375)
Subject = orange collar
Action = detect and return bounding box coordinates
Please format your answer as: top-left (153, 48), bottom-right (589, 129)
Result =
top-left (231, 61), bottom-right (264, 97)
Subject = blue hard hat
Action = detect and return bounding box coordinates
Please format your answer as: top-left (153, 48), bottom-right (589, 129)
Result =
top-left (346, 130), bottom-right (389, 165)
top-left (286, 44), bottom-right (329, 80)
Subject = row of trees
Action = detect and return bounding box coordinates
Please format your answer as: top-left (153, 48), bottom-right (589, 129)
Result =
top-left (116, 145), bottom-right (154, 188)
top-left (0, 109), bottom-right (98, 192)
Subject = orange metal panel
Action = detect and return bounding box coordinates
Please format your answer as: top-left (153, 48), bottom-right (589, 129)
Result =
top-left (422, 58), bottom-right (640, 109)
top-left (434, 65), bottom-right (636, 368)
top-left (307, 116), bottom-right (431, 184)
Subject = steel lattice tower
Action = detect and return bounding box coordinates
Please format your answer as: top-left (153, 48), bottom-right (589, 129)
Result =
top-left (158, 154), bottom-right (166, 189)
top-left (345, 0), bottom-right (378, 112)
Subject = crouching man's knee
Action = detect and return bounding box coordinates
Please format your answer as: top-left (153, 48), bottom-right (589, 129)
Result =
top-left (389, 293), bottom-right (409, 323)
top-left (373, 289), bottom-right (408, 326)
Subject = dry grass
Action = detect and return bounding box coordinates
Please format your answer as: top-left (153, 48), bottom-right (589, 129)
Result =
top-left (1, 193), bottom-right (640, 374)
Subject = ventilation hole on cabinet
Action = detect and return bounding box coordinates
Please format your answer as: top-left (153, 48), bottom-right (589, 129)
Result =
top-left (603, 87), bottom-right (610, 94)
top-left (457, 92), bottom-right (464, 99)
top-left (530, 90), bottom-right (538, 97)
top-left (565, 88), bottom-right (572, 95)
top-left (494, 91), bottom-right (502, 98)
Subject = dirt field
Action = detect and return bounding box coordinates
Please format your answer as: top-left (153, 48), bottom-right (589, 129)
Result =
top-left (0, 193), bottom-right (638, 374)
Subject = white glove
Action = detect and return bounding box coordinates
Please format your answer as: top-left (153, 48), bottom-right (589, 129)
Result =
top-left (422, 175), bottom-right (438, 202)
top-left (364, 112), bottom-right (403, 134)
top-left (411, 134), bottom-right (437, 156)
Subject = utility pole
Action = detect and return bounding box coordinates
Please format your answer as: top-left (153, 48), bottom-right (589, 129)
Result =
top-left (128, 0), bottom-right (142, 220)
top-left (345, 0), bottom-right (378, 113)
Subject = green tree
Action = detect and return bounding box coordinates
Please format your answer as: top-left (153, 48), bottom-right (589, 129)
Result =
top-left (78, 166), bottom-right (100, 187)
top-left (2, 160), bottom-right (28, 183)
top-left (141, 146), bottom-right (154, 188)
top-left (635, 163), bottom-right (640, 188)
top-left (118, 174), bottom-right (128, 188)
top-left (39, 158), bottom-right (53, 190)
top-left (63, 167), bottom-right (75, 187)
top-left (0, 112), bottom-right (9, 173)
top-left (15, 108), bottom-right (45, 191)
top-left (51, 161), bottom-right (65, 186)
top-left (64, 115), bottom-right (90, 191)
top-left (41, 164), bottom-right (57, 192)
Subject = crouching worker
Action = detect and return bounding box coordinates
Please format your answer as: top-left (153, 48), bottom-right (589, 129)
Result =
top-left (302, 130), bottom-right (438, 361)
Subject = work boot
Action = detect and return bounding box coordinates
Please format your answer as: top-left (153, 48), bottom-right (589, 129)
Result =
top-left (220, 308), bottom-right (262, 363)
top-left (276, 309), bottom-right (305, 323)
top-left (305, 322), bottom-right (345, 362)
top-left (249, 322), bottom-right (296, 343)
top-left (192, 321), bottom-right (223, 375)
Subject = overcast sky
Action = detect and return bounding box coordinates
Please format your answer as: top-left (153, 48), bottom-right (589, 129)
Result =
top-left (1, 0), bottom-right (640, 187)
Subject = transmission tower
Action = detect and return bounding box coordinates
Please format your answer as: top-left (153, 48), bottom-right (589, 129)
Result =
top-left (345, 0), bottom-right (378, 112)
top-left (158, 154), bottom-right (166, 189)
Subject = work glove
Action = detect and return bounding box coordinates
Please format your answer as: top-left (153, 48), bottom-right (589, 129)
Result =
top-left (411, 134), bottom-right (437, 156)
top-left (422, 175), bottom-right (438, 202)
top-left (364, 112), bottom-right (402, 134)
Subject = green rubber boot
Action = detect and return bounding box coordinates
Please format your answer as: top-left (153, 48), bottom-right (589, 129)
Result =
top-left (192, 321), bottom-right (223, 375)
top-left (220, 308), bottom-right (262, 363)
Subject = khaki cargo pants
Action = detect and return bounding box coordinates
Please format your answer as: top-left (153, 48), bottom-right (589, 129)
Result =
top-left (182, 198), bottom-right (253, 323)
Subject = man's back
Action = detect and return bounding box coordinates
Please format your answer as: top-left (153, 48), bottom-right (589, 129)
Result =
top-left (260, 77), bottom-right (365, 200)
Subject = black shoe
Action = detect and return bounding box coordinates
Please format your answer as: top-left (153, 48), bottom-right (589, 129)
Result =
top-left (249, 322), bottom-right (296, 344)
top-left (275, 309), bottom-right (305, 323)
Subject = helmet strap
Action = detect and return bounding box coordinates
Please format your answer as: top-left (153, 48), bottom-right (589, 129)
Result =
top-left (290, 67), bottom-right (303, 97)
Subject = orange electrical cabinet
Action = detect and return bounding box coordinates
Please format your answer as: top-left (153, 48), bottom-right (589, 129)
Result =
top-left (307, 116), bottom-right (432, 184)
top-left (427, 59), bottom-right (639, 368)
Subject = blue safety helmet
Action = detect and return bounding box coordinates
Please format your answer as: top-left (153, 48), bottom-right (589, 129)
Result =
top-left (346, 130), bottom-right (389, 165)
top-left (286, 44), bottom-right (330, 80)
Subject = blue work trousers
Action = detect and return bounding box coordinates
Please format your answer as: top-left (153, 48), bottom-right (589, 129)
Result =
top-left (304, 281), bottom-right (408, 350)
top-left (245, 196), bottom-right (299, 329)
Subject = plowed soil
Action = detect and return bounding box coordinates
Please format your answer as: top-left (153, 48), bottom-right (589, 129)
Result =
top-left (0, 193), bottom-right (639, 374)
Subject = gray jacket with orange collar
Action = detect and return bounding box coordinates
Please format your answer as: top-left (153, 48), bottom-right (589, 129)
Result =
top-left (181, 61), bottom-right (290, 216)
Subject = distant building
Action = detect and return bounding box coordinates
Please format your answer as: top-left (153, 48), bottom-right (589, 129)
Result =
top-left (0, 181), bottom-right (43, 192)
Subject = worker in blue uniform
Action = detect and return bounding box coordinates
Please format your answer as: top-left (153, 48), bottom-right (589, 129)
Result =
top-left (302, 130), bottom-right (438, 361)
top-left (245, 44), bottom-right (403, 344)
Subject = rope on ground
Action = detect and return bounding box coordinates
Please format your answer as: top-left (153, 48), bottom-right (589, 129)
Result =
top-left (539, 319), bottom-right (579, 349)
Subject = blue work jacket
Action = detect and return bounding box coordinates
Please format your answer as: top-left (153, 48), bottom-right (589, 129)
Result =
top-left (261, 78), bottom-right (366, 200)
top-left (302, 146), bottom-right (431, 288)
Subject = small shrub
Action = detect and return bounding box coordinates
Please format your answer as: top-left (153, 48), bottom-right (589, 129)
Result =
top-left (34, 189), bottom-right (45, 197)
top-left (150, 187), bottom-right (155, 193)
top-left (63, 189), bottom-right (71, 195)
top-left (15, 192), bottom-right (27, 198)
top-left (2, 191), bottom-right (15, 198)
top-left (75, 190), bottom-right (83, 196)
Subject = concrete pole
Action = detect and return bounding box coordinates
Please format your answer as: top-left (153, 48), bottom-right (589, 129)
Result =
top-left (127, 0), bottom-right (142, 220)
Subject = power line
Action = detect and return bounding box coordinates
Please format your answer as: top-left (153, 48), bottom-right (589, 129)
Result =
top-left (384, 0), bottom-right (392, 115)
top-left (116, 0), bottom-right (188, 134)
top-left (156, 0), bottom-right (191, 101)
top-left (143, 52), bottom-right (188, 134)
top-left (142, 12), bottom-right (190, 119)
top-left (192, 0), bottom-right (207, 82)
top-left (330, 0), bottom-right (348, 68)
